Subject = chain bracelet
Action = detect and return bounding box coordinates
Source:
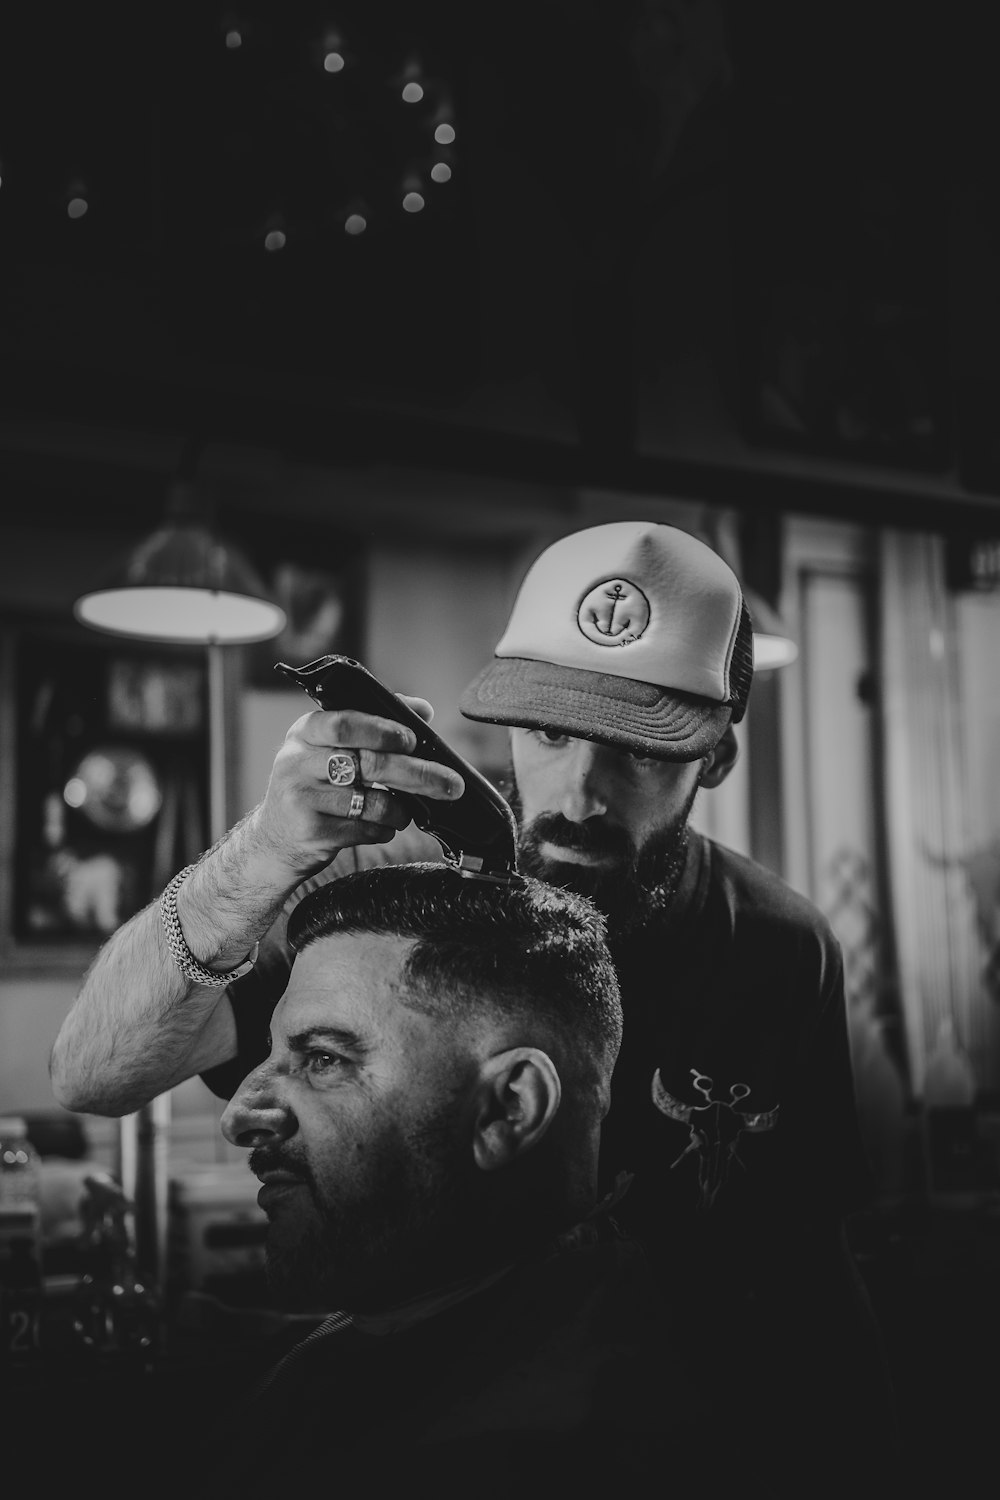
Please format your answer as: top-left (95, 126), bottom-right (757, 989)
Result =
top-left (159, 864), bottom-right (258, 988)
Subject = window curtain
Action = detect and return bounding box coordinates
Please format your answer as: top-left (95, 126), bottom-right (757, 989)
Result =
top-left (878, 529), bottom-right (1000, 1099)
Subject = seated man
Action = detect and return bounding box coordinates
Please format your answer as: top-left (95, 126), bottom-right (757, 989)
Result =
top-left (182, 862), bottom-right (761, 1497)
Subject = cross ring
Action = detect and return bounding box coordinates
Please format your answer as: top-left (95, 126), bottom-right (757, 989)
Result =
top-left (327, 750), bottom-right (361, 787)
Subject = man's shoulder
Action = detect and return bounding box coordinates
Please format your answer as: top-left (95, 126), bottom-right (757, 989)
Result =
top-left (701, 836), bottom-right (838, 947)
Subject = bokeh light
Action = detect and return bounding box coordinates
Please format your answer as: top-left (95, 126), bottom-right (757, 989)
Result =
top-left (430, 162), bottom-right (452, 184)
top-left (402, 191), bottom-right (425, 213)
top-left (67, 197), bottom-right (88, 219)
top-left (63, 777), bottom-right (86, 810)
top-left (402, 81), bottom-right (424, 103)
top-left (434, 123), bottom-right (456, 145)
top-left (344, 213), bottom-right (367, 235)
top-left (324, 52), bottom-right (345, 73)
top-left (264, 229), bottom-right (286, 251)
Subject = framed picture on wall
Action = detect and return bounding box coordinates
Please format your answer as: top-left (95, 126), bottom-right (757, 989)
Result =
top-left (0, 615), bottom-right (211, 969)
top-left (735, 156), bottom-right (952, 474)
top-left (246, 552), bottom-right (366, 689)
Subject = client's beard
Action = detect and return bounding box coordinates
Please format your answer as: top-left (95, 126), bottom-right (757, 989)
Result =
top-left (254, 1098), bottom-right (480, 1313)
top-left (505, 778), bottom-right (697, 939)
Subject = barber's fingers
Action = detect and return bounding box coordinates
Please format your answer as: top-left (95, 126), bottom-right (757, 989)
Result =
top-left (299, 697), bottom-right (435, 742)
top-left (293, 708), bottom-right (420, 754)
top-left (396, 694), bottom-right (434, 724)
top-left (319, 783), bottom-right (415, 834)
top-left (330, 749), bottom-right (463, 802)
top-left (295, 712), bottom-right (464, 802)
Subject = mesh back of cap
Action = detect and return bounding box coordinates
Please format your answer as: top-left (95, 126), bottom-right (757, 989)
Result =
top-left (729, 600), bottom-right (754, 723)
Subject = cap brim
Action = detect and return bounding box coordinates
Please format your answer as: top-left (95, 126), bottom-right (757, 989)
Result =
top-left (459, 658), bottom-right (732, 762)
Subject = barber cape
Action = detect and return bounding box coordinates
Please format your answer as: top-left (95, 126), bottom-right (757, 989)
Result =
top-left (173, 1183), bottom-right (770, 1500)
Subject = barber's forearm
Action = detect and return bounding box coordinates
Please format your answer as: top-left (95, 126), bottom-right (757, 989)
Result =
top-left (48, 900), bottom-right (233, 1116)
top-left (172, 805), bottom-right (319, 970)
top-left (49, 811), bottom-right (317, 1116)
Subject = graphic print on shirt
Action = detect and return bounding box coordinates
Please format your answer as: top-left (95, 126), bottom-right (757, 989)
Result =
top-left (651, 1067), bottom-right (780, 1209)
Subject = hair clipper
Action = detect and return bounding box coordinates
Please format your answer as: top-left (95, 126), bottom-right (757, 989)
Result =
top-left (274, 654), bottom-right (520, 883)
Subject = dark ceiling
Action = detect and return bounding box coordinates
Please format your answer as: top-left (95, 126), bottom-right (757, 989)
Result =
top-left (1, 1), bottom-right (998, 534)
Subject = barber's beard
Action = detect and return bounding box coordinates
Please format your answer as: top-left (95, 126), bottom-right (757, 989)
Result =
top-left (257, 1100), bottom-right (481, 1313)
top-left (505, 779), bottom-right (698, 939)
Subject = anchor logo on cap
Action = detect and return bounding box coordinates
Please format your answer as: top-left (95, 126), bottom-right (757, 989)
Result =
top-left (577, 578), bottom-right (651, 647)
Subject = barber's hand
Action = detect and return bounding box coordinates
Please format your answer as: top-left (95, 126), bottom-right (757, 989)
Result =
top-left (251, 695), bottom-right (466, 876)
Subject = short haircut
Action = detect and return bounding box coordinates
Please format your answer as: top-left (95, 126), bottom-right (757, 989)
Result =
top-left (287, 863), bottom-right (623, 1107)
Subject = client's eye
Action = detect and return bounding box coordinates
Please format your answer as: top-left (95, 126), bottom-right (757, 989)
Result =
top-left (305, 1050), bottom-right (345, 1075)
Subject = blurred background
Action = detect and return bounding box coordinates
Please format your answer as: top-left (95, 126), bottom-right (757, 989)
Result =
top-left (0, 0), bottom-right (998, 1487)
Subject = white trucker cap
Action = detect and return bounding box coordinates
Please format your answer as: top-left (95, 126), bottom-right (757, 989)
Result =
top-left (459, 521), bottom-right (754, 760)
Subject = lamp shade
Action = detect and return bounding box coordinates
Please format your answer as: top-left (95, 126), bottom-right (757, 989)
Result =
top-left (744, 587), bottom-right (798, 671)
top-left (74, 484), bottom-right (287, 645)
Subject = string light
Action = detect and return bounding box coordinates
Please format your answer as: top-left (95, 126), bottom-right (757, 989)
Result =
top-left (400, 55), bottom-right (424, 104)
top-left (66, 180), bottom-right (89, 219)
top-left (30, 46), bottom-right (462, 251)
top-left (342, 195), bottom-right (369, 236)
top-left (321, 27), bottom-right (346, 72)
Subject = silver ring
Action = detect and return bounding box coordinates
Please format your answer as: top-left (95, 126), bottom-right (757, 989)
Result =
top-left (346, 789), bottom-right (366, 820)
top-left (327, 750), bottom-right (361, 787)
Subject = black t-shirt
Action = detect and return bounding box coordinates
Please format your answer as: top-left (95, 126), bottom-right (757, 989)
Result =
top-left (601, 830), bottom-right (872, 1231)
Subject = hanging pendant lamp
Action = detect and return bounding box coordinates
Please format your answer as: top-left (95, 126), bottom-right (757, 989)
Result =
top-left (74, 476), bottom-right (287, 646)
top-left (743, 586), bottom-right (798, 671)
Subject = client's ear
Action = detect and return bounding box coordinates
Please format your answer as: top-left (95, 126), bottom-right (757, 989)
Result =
top-left (472, 1048), bottom-right (561, 1172)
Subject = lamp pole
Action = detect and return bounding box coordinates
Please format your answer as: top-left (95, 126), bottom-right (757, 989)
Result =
top-left (123, 640), bottom-right (231, 1290)
top-left (208, 640), bottom-right (229, 844)
top-left (74, 475), bottom-right (284, 1293)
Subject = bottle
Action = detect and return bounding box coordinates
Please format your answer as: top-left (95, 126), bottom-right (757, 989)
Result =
top-left (0, 1117), bottom-right (45, 1367)
top-left (74, 1173), bottom-right (160, 1369)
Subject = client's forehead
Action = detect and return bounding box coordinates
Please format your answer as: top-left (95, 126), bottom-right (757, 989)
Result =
top-left (279, 931), bottom-right (423, 1040)
top-left (282, 925), bottom-right (499, 1063)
